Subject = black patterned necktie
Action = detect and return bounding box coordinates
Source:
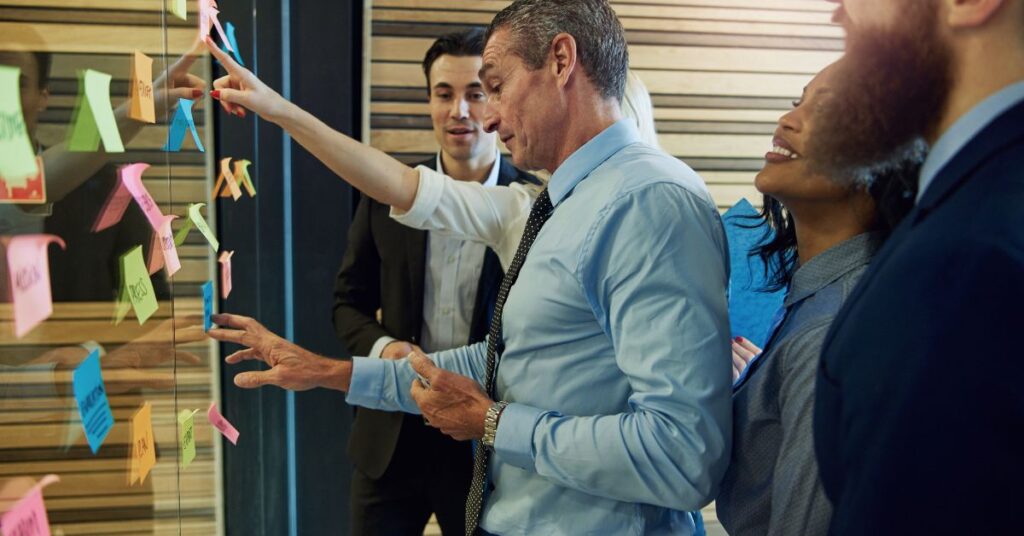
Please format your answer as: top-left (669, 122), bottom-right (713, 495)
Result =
top-left (465, 189), bottom-right (554, 535)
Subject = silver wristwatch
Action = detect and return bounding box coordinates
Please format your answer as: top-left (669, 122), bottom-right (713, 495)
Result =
top-left (482, 401), bottom-right (509, 449)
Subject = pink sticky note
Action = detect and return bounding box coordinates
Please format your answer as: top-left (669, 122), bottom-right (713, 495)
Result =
top-left (200, 0), bottom-right (234, 52)
top-left (92, 181), bottom-right (132, 233)
top-left (207, 402), bottom-right (239, 445)
top-left (218, 250), bottom-right (233, 299)
top-left (119, 163), bottom-right (165, 230)
top-left (3, 235), bottom-right (66, 338)
top-left (0, 474), bottom-right (59, 536)
top-left (147, 215), bottom-right (181, 277)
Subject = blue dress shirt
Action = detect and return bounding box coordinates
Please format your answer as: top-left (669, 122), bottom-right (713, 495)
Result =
top-left (347, 120), bottom-right (732, 535)
top-left (918, 81), bottom-right (1024, 201)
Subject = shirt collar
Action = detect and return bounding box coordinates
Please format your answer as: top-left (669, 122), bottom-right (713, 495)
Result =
top-left (548, 119), bottom-right (641, 206)
top-left (785, 232), bottom-right (878, 308)
top-left (918, 81), bottom-right (1024, 202)
top-left (437, 145), bottom-right (502, 187)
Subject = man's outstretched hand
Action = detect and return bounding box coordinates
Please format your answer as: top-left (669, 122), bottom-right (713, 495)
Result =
top-left (208, 313), bottom-right (351, 391)
top-left (409, 353), bottom-right (492, 441)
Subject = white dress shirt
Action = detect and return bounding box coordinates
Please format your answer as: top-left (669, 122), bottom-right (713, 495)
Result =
top-left (369, 150), bottom-right (501, 357)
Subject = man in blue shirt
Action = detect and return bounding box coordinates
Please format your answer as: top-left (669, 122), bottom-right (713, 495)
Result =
top-left (209, 1), bottom-right (732, 534)
top-left (813, 1), bottom-right (1024, 534)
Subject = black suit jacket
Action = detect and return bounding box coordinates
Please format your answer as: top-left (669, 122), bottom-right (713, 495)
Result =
top-left (333, 156), bottom-right (538, 478)
top-left (814, 99), bottom-right (1024, 534)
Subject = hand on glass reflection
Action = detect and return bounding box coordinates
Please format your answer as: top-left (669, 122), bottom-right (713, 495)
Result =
top-left (209, 313), bottom-right (350, 391)
top-left (408, 353), bottom-right (491, 441)
top-left (732, 336), bottom-right (762, 381)
top-left (153, 40), bottom-right (208, 118)
top-left (205, 37), bottom-right (289, 122)
top-left (101, 316), bottom-right (206, 392)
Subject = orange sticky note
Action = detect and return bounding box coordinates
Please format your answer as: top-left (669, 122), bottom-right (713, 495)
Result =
top-left (128, 51), bottom-right (156, 124)
top-left (218, 250), bottom-right (233, 299)
top-left (0, 474), bottom-right (59, 536)
top-left (2, 235), bottom-right (66, 338)
top-left (145, 215), bottom-right (181, 277)
top-left (129, 402), bottom-right (156, 485)
top-left (212, 157), bottom-right (242, 200)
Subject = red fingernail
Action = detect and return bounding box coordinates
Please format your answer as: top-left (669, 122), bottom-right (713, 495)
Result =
top-left (192, 88), bottom-right (203, 98)
top-left (210, 90), bottom-right (221, 99)
top-left (734, 336), bottom-right (743, 343)
top-left (235, 109), bottom-right (246, 118)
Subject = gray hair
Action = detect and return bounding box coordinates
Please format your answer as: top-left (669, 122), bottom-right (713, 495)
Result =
top-left (486, 0), bottom-right (629, 100)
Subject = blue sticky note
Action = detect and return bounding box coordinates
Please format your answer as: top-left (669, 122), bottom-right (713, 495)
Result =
top-left (222, 22), bottom-right (245, 66)
top-left (724, 198), bottom-right (786, 348)
top-left (202, 281), bottom-right (214, 331)
top-left (163, 98), bottom-right (205, 152)
top-left (73, 349), bottom-right (114, 454)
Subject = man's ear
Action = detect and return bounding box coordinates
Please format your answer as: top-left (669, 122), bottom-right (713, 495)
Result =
top-left (549, 32), bottom-right (578, 89)
top-left (945, 0), bottom-right (1006, 29)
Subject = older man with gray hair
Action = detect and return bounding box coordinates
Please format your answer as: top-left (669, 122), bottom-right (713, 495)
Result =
top-left (205, 1), bottom-right (732, 534)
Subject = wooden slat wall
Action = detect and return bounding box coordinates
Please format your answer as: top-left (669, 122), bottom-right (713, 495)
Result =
top-left (0, 1), bottom-right (222, 535)
top-left (367, 0), bottom-right (842, 211)
top-left (367, 2), bottom-right (841, 534)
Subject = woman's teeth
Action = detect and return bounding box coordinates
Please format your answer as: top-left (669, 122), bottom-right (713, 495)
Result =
top-left (770, 145), bottom-right (800, 159)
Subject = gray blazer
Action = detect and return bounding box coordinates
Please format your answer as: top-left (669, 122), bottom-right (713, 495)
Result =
top-left (716, 233), bottom-right (877, 536)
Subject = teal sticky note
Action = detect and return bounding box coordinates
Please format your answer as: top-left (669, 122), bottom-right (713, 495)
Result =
top-left (163, 98), bottom-right (205, 152)
top-left (223, 22), bottom-right (245, 66)
top-left (73, 349), bottom-right (114, 454)
top-left (724, 198), bottom-right (786, 348)
top-left (202, 281), bottom-right (213, 331)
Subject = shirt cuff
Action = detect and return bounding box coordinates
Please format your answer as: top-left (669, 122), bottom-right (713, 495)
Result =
top-left (368, 336), bottom-right (397, 359)
top-left (390, 165), bottom-right (444, 228)
top-left (493, 402), bottom-right (547, 471)
top-left (344, 357), bottom-right (386, 408)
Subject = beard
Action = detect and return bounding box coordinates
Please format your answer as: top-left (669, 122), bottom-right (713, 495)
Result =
top-left (808, 1), bottom-right (952, 186)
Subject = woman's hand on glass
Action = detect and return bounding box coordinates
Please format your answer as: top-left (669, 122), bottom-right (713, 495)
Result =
top-left (205, 37), bottom-right (290, 123)
top-left (732, 336), bottom-right (763, 381)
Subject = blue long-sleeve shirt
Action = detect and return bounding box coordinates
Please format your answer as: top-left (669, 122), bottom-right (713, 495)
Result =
top-left (347, 120), bottom-right (732, 535)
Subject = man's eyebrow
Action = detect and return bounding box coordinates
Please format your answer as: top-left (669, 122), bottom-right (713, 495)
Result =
top-left (467, 81), bottom-right (483, 89)
top-left (432, 82), bottom-right (454, 90)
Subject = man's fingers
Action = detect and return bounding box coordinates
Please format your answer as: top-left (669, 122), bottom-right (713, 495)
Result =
top-left (408, 352), bottom-right (439, 381)
top-left (224, 348), bottom-right (261, 364)
top-left (208, 327), bottom-right (249, 346)
top-left (211, 313), bottom-right (254, 330)
top-left (234, 369), bottom-right (277, 389)
top-left (174, 350), bottom-right (204, 366)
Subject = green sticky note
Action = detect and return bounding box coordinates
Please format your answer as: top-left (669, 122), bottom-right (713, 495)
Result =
top-left (0, 66), bottom-right (41, 183)
top-left (178, 409), bottom-right (198, 469)
top-left (187, 203), bottom-right (219, 252)
top-left (67, 69), bottom-right (125, 153)
top-left (168, 0), bottom-right (187, 20)
top-left (120, 245), bottom-right (158, 324)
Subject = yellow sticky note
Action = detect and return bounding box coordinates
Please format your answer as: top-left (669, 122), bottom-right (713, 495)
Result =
top-left (178, 409), bottom-right (198, 469)
top-left (168, 0), bottom-right (187, 20)
top-left (67, 69), bottom-right (125, 153)
top-left (233, 159), bottom-right (257, 197)
top-left (0, 65), bottom-right (41, 184)
top-left (118, 245), bottom-right (158, 325)
top-left (130, 402), bottom-right (157, 485)
top-left (128, 51), bottom-right (156, 124)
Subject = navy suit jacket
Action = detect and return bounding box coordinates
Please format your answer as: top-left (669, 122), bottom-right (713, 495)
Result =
top-left (814, 99), bottom-right (1024, 534)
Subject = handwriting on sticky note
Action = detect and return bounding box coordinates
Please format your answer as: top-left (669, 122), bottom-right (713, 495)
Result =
top-left (202, 281), bottom-right (214, 332)
top-left (147, 215), bottom-right (181, 277)
top-left (233, 159), bottom-right (257, 197)
top-left (164, 98), bottom-right (204, 152)
top-left (0, 474), bottom-right (59, 536)
top-left (178, 409), bottom-right (198, 469)
top-left (73, 349), bottom-right (114, 454)
top-left (67, 69), bottom-right (125, 153)
top-left (119, 245), bottom-right (158, 325)
top-left (128, 51), bottom-right (156, 123)
top-left (2, 235), bottom-right (66, 338)
top-left (178, 203), bottom-right (219, 252)
top-left (207, 402), bottom-right (239, 445)
top-left (168, 0), bottom-right (186, 20)
top-left (130, 402), bottom-right (157, 485)
top-left (200, 0), bottom-right (234, 52)
top-left (0, 66), bottom-right (41, 185)
top-left (213, 157), bottom-right (242, 200)
top-left (218, 251), bottom-right (234, 299)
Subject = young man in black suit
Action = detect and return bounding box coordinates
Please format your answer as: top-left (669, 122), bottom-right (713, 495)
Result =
top-left (813, 1), bottom-right (1024, 533)
top-left (332, 29), bottom-right (536, 535)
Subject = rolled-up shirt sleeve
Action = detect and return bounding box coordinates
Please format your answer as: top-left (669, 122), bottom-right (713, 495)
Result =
top-left (390, 165), bottom-right (535, 270)
top-left (494, 184), bottom-right (733, 511)
top-left (345, 339), bottom-right (490, 413)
